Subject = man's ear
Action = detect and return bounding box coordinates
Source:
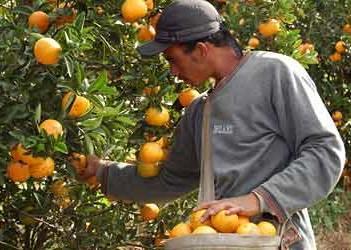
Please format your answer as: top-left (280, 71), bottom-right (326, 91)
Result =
top-left (194, 42), bottom-right (209, 59)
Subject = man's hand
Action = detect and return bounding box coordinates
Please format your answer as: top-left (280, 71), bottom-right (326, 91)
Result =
top-left (194, 193), bottom-right (260, 222)
top-left (81, 155), bottom-right (103, 180)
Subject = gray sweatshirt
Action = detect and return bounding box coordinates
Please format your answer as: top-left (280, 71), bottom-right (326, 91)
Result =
top-left (97, 51), bottom-right (345, 249)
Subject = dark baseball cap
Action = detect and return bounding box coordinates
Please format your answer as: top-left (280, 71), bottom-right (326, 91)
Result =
top-left (137, 0), bottom-right (222, 56)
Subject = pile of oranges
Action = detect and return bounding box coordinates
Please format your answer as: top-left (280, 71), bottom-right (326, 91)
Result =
top-left (169, 208), bottom-right (277, 238)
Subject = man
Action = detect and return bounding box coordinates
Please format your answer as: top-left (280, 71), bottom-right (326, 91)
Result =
top-left (83, 0), bottom-right (345, 249)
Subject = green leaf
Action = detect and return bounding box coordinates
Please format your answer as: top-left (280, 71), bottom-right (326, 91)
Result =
top-left (54, 142), bottom-right (68, 154)
top-left (88, 71), bottom-right (108, 93)
top-left (75, 63), bottom-right (85, 85)
top-left (80, 117), bottom-right (103, 130)
top-left (74, 13), bottom-right (86, 32)
top-left (84, 135), bottom-right (95, 155)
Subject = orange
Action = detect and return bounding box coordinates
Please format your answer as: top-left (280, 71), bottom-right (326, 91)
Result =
top-left (257, 221), bottom-right (277, 236)
top-left (178, 88), bottom-right (200, 107)
top-left (62, 92), bottom-right (91, 118)
top-left (210, 210), bottom-right (239, 233)
top-left (69, 152), bottom-right (87, 175)
top-left (145, 106), bottom-right (170, 127)
top-left (121, 0), bottom-right (148, 23)
top-left (137, 25), bottom-right (156, 42)
top-left (155, 136), bottom-right (168, 148)
top-left (28, 11), bottom-right (50, 33)
top-left (55, 3), bottom-right (77, 27)
top-left (29, 157), bottom-right (55, 179)
top-left (237, 215), bottom-right (250, 226)
top-left (298, 43), bottom-right (314, 54)
top-left (189, 209), bottom-right (211, 230)
top-left (145, 0), bottom-right (154, 10)
top-left (50, 180), bottom-right (69, 197)
top-left (169, 222), bottom-right (192, 238)
top-left (149, 12), bottom-right (161, 28)
top-left (57, 196), bottom-right (71, 208)
top-left (161, 149), bottom-right (169, 161)
top-left (329, 52), bottom-right (342, 62)
top-left (10, 144), bottom-right (33, 164)
top-left (248, 37), bottom-right (260, 49)
top-left (192, 225), bottom-right (217, 234)
top-left (236, 222), bottom-right (260, 235)
top-left (140, 203), bottom-right (160, 221)
top-left (143, 85), bottom-right (160, 96)
top-left (335, 41), bottom-right (346, 54)
top-left (34, 37), bottom-right (62, 65)
top-left (332, 111), bottom-right (343, 121)
top-left (258, 19), bottom-right (280, 38)
top-left (39, 119), bottom-right (63, 138)
top-left (6, 161), bottom-right (30, 182)
top-left (139, 142), bottom-right (163, 163)
top-left (96, 6), bottom-right (105, 15)
top-left (137, 162), bottom-right (161, 178)
top-left (343, 24), bottom-right (351, 34)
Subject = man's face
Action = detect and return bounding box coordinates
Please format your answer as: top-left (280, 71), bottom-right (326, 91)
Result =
top-left (163, 44), bottom-right (210, 86)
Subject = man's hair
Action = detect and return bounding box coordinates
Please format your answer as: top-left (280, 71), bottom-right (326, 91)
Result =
top-left (180, 27), bottom-right (243, 57)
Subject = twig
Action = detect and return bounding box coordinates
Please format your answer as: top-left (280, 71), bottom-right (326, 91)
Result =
top-left (0, 240), bottom-right (21, 250)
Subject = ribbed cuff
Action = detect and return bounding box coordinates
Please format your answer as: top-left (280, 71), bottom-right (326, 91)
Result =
top-left (253, 186), bottom-right (287, 223)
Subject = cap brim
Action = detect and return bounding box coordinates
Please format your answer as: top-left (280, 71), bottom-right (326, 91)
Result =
top-left (137, 40), bottom-right (172, 57)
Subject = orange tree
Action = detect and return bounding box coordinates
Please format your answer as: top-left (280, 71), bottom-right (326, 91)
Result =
top-left (0, 0), bottom-right (350, 249)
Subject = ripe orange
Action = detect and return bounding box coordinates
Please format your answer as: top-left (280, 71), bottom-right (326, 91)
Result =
top-left (248, 37), bottom-right (260, 49)
top-left (258, 19), bottom-right (280, 38)
top-left (139, 142), bottom-right (164, 163)
top-left (335, 41), bottom-right (346, 54)
top-left (210, 210), bottom-right (239, 233)
top-left (329, 52), bottom-right (342, 62)
top-left (237, 215), bottom-right (250, 226)
top-left (39, 119), bottom-right (63, 138)
top-left (137, 25), bottom-right (156, 42)
top-left (10, 144), bottom-right (33, 164)
top-left (332, 111), bottom-right (343, 121)
top-left (298, 43), bottom-right (314, 54)
top-left (69, 152), bottom-right (87, 175)
top-left (121, 0), bottom-right (148, 23)
top-left (29, 157), bottom-right (55, 179)
top-left (34, 37), bottom-right (62, 65)
top-left (145, 106), bottom-right (170, 127)
top-left (55, 4), bottom-right (77, 27)
top-left (257, 221), bottom-right (277, 236)
top-left (50, 180), bottom-right (69, 197)
top-left (155, 136), bottom-right (169, 148)
top-left (192, 225), bottom-right (217, 234)
top-left (140, 203), bottom-right (160, 221)
top-left (236, 222), bottom-right (260, 235)
top-left (143, 85), bottom-right (160, 96)
top-left (178, 88), bottom-right (200, 107)
top-left (137, 162), bottom-right (161, 178)
top-left (343, 24), bottom-right (351, 34)
top-left (189, 209), bottom-right (211, 230)
top-left (6, 161), bottom-right (30, 182)
top-left (28, 11), bottom-right (50, 33)
top-left (145, 0), bottom-right (154, 10)
top-left (169, 222), bottom-right (192, 238)
top-left (62, 92), bottom-right (91, 118)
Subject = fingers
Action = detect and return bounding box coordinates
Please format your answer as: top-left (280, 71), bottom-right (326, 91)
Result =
top-left (81, 155), bottom-right (101, 179)
top-left (200, 201), bottom-right (237, 222)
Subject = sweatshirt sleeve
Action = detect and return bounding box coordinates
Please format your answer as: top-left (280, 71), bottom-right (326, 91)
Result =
top-left (254, 57), bottom-right (345, 223)
top-left (97, 107), bottom-right (201, 203)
